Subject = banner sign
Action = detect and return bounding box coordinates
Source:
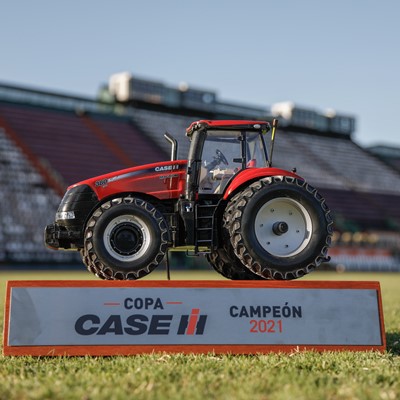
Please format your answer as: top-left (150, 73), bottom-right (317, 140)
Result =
top-left (3, 280), bottom-right (385, 356)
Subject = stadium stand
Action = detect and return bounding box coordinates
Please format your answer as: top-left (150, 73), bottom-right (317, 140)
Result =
top-left (1, 77), bottom-right (400, 271)
top-left (131, 108), bottom-right (200, 159)
top-left (0, 103), bottom-right (166, 187)
top-left (0, 126), bottom-right (78, 263)
top-left (367, 144), bottom-right (400, 173)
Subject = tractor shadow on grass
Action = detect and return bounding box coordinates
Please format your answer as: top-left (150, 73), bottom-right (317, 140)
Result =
top-left (386, 332), bottom-right (400, 354)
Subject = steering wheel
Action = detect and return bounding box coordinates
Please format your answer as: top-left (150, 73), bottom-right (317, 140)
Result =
top-left (216, 149), bottom-right (228, 165)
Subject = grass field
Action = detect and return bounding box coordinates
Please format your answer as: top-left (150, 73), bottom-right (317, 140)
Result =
top-left (1, 269), bottom-right (399, 400)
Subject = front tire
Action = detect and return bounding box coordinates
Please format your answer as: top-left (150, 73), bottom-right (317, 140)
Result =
top-left (226, 176), bottom-right (333, 280)
top-left (82, 197), bottom-right (168, 280)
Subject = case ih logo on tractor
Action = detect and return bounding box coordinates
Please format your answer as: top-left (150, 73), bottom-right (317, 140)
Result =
top-left (45, 120), bottom-right (332, 280)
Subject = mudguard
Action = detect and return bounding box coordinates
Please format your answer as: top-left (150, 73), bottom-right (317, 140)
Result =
top-left (223, 167), bottom-right (302, 200)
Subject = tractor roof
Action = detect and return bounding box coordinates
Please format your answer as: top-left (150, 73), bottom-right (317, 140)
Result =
top-left (185, 120), bottom-right (270, 137)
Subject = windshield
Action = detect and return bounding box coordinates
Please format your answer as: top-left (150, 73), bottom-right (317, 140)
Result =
top-left (199, 130), bottom-right (268, 194)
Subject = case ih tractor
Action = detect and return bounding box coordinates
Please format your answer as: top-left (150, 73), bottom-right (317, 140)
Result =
top-left (45, 120), bottom-right (332, 280)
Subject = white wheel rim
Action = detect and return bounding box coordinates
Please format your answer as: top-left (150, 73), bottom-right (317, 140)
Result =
top-left (254, 197), bottom-right (312, 257)
top-left (103, 214), bottom-right (151, 262)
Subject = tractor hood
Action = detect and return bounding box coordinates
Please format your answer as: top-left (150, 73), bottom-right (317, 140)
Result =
top-left (70, 159), bottom-right (188, 201)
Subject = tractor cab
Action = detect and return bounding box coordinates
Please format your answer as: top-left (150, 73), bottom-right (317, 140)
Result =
top-left (184, 120), bottom-right (271, 200)
top-left (178, 120), bottom-right (273, 250)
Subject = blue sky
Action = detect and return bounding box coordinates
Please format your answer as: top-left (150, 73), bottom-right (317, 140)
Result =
top-left (1, 1), bottom-right (399, 147)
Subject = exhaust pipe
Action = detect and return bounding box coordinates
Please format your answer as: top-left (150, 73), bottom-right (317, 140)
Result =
top-left (164, 132), bottom-right (178, 161)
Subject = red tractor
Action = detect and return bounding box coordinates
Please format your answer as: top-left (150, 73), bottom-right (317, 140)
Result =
top-left (45, 120), bottom-right (332, 280)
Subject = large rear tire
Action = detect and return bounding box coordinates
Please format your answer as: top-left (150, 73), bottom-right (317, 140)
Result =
top-left (226, 176), bottom-right (333, 280)
top-left (81, 197), bottom-right (168, 280)
top-left (206, 247), bottom-right (264, 280)
top-left (206, 195), bottom-right (265, 280)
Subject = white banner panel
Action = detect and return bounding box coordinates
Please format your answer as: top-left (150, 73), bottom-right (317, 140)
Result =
top-left (3, 280), bottom-right (385, 355)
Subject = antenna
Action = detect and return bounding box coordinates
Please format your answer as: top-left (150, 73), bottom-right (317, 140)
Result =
top-left (269, 119), bottom-right (279, 167)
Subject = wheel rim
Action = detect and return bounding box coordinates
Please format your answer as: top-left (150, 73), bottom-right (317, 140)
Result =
top-left (103, 215), bottom-right (151, 262)
top-left (254, 197), bottom-right (312, 257)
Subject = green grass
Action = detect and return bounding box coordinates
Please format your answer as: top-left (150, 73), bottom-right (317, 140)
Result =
top-left (1, 270), bottom-right (399, 400)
